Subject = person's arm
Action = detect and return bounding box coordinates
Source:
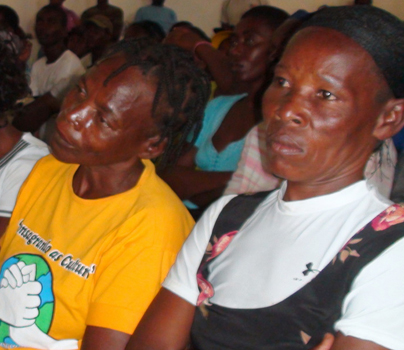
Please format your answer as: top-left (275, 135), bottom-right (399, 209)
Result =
top-left (188, 187), bottom-right (228, 207)
top-left (12, 93), bottom-right (61, 132)
top-left (159, 145), bottom-right (232, 200)
top-left (0, 217), bottom-right (10, 239)
top-left (82, 326), bottom-right (130, 350)
top-left (159, 165), bottom-right (232, 200)
top-left (330, 333), bottom-right (387, 350)
top-left (126, 288), bottom-right (195, 350)
top-left (126, 200), bottom-right (230, 350)
top-left (193, 43), bottom-right (235, 94)
top-left (313, 334), bottom-right (334, 350)
top-left (164, 28), bottom-right (235, 94)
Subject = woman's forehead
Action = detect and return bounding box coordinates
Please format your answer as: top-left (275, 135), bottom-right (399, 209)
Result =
top-left (282, 27), bottom-right (373, 67)
top-left (277, 27), bottom-right (388, 90)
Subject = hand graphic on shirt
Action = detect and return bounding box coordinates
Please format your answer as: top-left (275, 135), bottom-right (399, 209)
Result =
top-left (0, 261), bottom-right (79, 349)
top-left (0, 261), bottom-right (41, 327)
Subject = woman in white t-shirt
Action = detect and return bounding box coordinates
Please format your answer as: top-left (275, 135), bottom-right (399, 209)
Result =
top-left (126, 6), bottom-right (404, 350)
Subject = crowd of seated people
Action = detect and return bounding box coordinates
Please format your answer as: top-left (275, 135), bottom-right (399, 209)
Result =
top-left (0, 1), bottom-right (403, 350)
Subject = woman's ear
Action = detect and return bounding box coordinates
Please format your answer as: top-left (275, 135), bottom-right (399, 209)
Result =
top-left (138, 135), bottom-right (168, 160)
top-left (373, 98), bottom-right (404, 141)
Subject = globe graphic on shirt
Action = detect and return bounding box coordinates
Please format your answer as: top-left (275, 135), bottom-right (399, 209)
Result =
top-left (0, 254), bottom-right (54, 347)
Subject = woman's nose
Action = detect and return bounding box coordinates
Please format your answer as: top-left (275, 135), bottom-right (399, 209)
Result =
top-left (64, 106), bottom-right (93, 130)
top-left (276, 91), bottom-right (307, 126)
top-left (229, 41), bottom-right (242, 57)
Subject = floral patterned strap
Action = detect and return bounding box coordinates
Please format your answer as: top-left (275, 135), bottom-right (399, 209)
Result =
top-left (196, 191), bottom-right (272, 306)
top-left (333, 204), bottom-right (404, 265)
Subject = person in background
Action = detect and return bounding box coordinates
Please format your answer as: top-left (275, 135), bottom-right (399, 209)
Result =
top-left (81, 0), bottom-right (123, 42)
top-left (225, 11), bottom-right (398, 199)
top-left (220, 0), bottom-right (269, 29)
top-left (126, 6), bottom-right (404, 350)
top-left (160, 6), bottom-right (289, 218)
top-left (67, 26), bottom-right (92, 69)
top-left (12, 5), bottom-right (85, 138)
top-left (49, 0), bottom-right (80, 32)
top-left (0, 42), bottom-right (49, 237)
top-left (0, 39), bottom-right (210, 350)
top-left (124, 20), bottom-right (165, 43)
top-left (134, 0), bottom-right (177, 34)
top-left (0, 5), bottom-right (32, 71)
top-left (83, 14), bottom-right (114, 67)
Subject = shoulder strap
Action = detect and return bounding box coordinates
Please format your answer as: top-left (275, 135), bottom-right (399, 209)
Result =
top-left (211, 191), bottom-right (271, 239)
top-left (196, 191), bottom-right (273, 305)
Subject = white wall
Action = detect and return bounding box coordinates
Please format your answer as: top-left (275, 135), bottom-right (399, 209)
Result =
top-left (2, 0), bottom-right (403, 38)
top-left (1, 0), bottom-right (403, 62)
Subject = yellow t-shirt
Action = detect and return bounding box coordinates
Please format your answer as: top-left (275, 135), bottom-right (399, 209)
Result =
top-left (0, 155), bottom-right (194, 349)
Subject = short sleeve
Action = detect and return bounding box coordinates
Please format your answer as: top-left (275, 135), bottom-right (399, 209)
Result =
top-left (87, 245), bottom-right (179, 333)
top-left (335, 237), bottom-right (404, 349)
top-left (86, 208), bottom-right (193, 334)
top-left (192, 94), bottom-right (246, 149)
top-left (163, 195), bottom-right (235, 304)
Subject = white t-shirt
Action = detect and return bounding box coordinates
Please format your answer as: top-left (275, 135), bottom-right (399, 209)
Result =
top-left (163, 180), bottom-right (404, 349)
top-left (0, 133), bottom-right (49, 218)
top-left (29, 50), bottom-right (85, 101)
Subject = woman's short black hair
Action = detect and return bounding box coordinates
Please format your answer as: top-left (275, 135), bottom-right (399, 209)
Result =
top-left (37, 4), bottom-right (68, 29)
top-left (103, 38), bottom-right (211, 168)
top-left (152, 0), bottom-right (165, 6)
top-left (125, 21), bottom-right (166, 42)
top-left (0, 5), bottom-right (20, 32)
top-left (0, 41), bottom-right (29, 113)
top-left (241, 5), bottom-right (290, 32)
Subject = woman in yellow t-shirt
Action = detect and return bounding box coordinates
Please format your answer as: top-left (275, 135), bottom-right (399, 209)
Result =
top-left (0, 38), bottom-right (210, 350)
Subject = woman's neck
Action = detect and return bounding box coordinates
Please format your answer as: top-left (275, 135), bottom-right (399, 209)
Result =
top-left (283, 173), bottom-right (366, 202)
top-left (44, 43), bottom-right (66, 64)
top-left (72, 159), bottom-right (145, 199)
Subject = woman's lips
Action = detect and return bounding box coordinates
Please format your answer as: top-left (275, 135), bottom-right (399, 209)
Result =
top-left (231, 61), bottom-right (244, 72)
top-left (54, 125), bottom-right (75, 149)
top-left (268, 134), bottom-right (304, 155)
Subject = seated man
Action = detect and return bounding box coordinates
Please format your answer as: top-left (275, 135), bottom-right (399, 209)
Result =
top-left (83, 14), bottom-right (113, 67)
top-left (49, 0), bottom-right (80, 32)
top-left (0, 42), bottom-right (49, 237)
top-left (81, 0), bottom-right (123, 42)
top-left (12, 5), bottom-right (85, 137)
top-left (134, 0), bottom-right (177, 34)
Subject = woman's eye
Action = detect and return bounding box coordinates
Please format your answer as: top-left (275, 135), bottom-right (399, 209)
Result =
top-left (99, 116), bottom-right (109, 126)
top-left (245, 37), bottom-right (255, 46)
top-left (76, 84), bottom-right (86, 98)
top-left (319, 90), bottom-right (336, 100)
top-left (229, 39), bottom-right (237, 48)
top-left (276, 77), bottom-right (290, 88)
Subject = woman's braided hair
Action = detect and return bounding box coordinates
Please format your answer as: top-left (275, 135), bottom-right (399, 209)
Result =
top-left (103, 38), bottom-right (211, 168)
top-left (0, 41), bottom-right (29, 113)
